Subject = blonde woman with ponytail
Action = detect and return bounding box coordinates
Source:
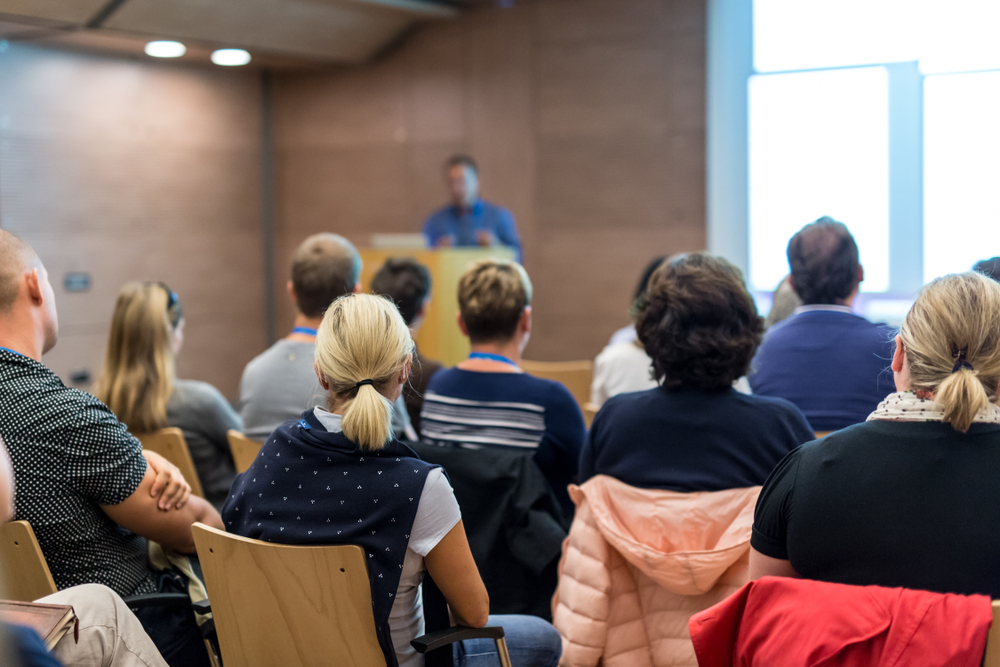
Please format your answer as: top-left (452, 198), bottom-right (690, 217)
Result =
top-left (750, 272), bottom-right (1000, 598)
top-left (224, 293), bottom-right (562, 667)
top-left (95, 282), bottom-right (241, 509)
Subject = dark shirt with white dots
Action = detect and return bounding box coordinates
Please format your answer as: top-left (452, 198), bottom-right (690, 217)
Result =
top-left (0, 348), bottom-right (155, 597)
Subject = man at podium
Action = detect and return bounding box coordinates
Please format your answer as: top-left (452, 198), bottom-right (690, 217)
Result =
top-left (422, 154), bottom-right (522, 261)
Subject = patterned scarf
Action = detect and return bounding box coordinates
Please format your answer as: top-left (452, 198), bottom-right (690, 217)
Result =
top-left (867, 391), bottom-right (1000, 424)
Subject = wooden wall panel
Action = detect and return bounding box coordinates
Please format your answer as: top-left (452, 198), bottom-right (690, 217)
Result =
top-left (0, 44), bottom-right (264, 400)
top-left (272, 0), bottom-right (707, 361)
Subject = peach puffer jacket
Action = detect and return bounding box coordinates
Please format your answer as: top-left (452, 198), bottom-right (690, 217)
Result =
top-left (551, 475), bottom-right (761, 667)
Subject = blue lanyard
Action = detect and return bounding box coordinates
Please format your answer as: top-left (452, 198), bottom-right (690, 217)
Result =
top-left (468, 352), bottom-right (519, 368)
top-left (291, 327), bottom-right (318, 337)
top-left (0, 346), bottom-right (24, 357)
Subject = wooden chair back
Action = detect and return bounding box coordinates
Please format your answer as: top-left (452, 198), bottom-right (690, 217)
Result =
top-left (814, 431), bottom-right (832, 439)
top-left (0, 520), bottom-right (58, 602)
top-left (191, 523), bottom-right (385, 667)
top-left (583, 402), bottom-right (600, 429)
top-left (520, 359), bottom-right (594, 410)
top-left (135, 427), bottom-right (205, 498)
top-left (985, 600), bottom-right (1000, 667)
top-left (227, 430), bottom-right (263, 474)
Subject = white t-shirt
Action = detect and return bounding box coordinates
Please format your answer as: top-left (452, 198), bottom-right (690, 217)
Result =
top-left (313, 408), bottom-right (462, 667)
top-left (590, 341), bottom-right (657, 406)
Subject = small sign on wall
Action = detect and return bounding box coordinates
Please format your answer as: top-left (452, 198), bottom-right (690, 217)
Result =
top-left (63, 272), bottom-right (91, 292)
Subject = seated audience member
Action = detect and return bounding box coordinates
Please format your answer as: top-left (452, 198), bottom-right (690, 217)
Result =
top-left (0, 231), bottom-right (224, 667)
top-left (974, 256), bottom-right (1000, 282)
top-left (94, 282), bottom-right (240, 510)
top-left (751, 272), bottom-right (1000, 597)
top-left (224, 293), bottom-right (561, 667)
top-left (581, 253), bottom-right (813, 490)
top-left (590, 256), bottom-right (664, 407)
top-left (0, 436), bottom-right (169, 667)
top-left (371, 257), bottom-right (443, 437)
top-left (749, 217), bottom-right (895, 431)
top-left (239, 233), bottom-right (414, 442)
top-left (764, 274), bottom-right (801, 329)
top-left (420, 260), bottom-right (585, 516)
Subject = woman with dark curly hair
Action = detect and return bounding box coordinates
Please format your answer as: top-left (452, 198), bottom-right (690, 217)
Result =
top-left (579, 253), bottom-right (814, 490)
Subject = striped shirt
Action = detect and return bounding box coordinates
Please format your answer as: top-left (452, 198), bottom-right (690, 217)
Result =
top-left (420, 368), bottom-right (585, 515)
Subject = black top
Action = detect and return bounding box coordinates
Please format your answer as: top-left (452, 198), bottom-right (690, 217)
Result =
top-left (752, 420), bottom-right (1000, 598)
top-left (223, 411), bottom-right (437, 667)
top-left (580, 386), bottom-right (814, 491)
top-left (0, 348), bottom-right (153, 596)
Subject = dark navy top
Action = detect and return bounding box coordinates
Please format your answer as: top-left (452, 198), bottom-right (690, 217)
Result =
top-left (7, 623), bottom-right (62, 667)
top-left (223, 411), bottom-right (437, 667)
top-left (421, 199), bottom-right (522, 262)
top-left (420, 368), bottom-right (585, 516)
top-left (749, 308), bottom-right (896, 431)
top-left (580, 386), bottom-right (814, 491)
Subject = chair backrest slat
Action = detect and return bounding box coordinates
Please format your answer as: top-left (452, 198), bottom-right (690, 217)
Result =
top-left (984, 600), bottom-right (1000, 667)
top-left (0, 520), bottom-right (58, 602)
top-left (520, 359), bottom-right (594, 410)
top-left (135, 427), bottom-right (205, 498)
top-left (227, 430), bottom-right (263, 475)
top-left (192, 523), bottom-right (385, 667)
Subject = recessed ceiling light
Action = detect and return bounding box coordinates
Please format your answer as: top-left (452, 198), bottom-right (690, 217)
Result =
top-left (211, 49), bottom-right (251, 66)
top-left (144, 41), bottom-right (186, 58)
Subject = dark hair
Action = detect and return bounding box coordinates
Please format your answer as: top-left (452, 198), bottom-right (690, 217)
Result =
top-left (786, 217), bottom-right (861, 305)
top-left (446, 154), bottom-right (478, 175)
top-left (974, 257), bottom-right (1000, 283)
top-left (637, 253), bottom-right (763, 391)
top-left (370, 258), bottom-right (432, 325)
top-left (630, 256), bottom-right (668, 319)
top-left (457, 259), bottom-right (532, 344)
top-left (291, 233), bottom-right (363, 319)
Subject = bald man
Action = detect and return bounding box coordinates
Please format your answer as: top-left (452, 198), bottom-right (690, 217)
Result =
top-left (749, 218), bottom-right (896, 431)
top-left (0, 231), bottom-right (222, 667)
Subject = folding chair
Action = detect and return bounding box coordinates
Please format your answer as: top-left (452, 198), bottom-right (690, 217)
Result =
top-left (135, 427), bottom-right (205, 498)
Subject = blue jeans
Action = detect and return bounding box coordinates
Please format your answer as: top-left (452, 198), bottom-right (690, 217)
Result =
top-left (454, 614), bottom-right (561, 667)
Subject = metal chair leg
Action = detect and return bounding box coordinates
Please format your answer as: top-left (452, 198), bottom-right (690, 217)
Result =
top-left (494, 636), bottom-right (513, 667)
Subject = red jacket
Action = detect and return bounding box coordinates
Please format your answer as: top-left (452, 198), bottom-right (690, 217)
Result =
top-left (688, 576), bottom-right (992, 667)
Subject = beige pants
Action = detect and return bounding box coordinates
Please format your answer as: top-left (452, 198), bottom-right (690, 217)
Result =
top-left (36, 584), bottom-right (168, 667)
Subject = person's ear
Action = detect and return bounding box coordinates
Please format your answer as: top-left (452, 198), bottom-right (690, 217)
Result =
top-left (857, 265), bottom-right (865, 285)
top-left (520, 306), bottom-right (532, 335)
top-left (456, 312), bottom-right (469, 337)
top-left (353, 282), bottom-right (362, 294)
top-left (286, 280), bottom-right (297, 304)
top-left (314, 362), bottom-right (330, 391)
top-left (891, 334), bottom-right (905, 373)
top-left (399, 354), bottom-right (413, 386)
top-left (26, 268), bottom-right (43, 306)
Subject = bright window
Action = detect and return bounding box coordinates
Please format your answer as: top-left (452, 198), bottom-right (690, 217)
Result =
top-left (748, 67), bottom-right (890, 292)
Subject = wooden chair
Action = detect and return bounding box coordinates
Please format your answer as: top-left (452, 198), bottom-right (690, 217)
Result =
top-left (814, 431), bottom-right (832, 439)
top-left (985, 601), bottom-right (1000, 666)
top-left (583, 402), bottom-right (600, 429)
top-left (192, 523), bottom-right (512, 667)
top-left (135, 427), bottom-right (205, 498)
top-left (520, 360), bottom-right (594, 411)
top-left (227, 430), bottom-right (263, 474)
top-left (0, 520), bottom-right (57, 602)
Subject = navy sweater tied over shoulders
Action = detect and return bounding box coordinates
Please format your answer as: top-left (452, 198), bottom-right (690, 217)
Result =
top-left (223, 410), bottom-right (438, 667)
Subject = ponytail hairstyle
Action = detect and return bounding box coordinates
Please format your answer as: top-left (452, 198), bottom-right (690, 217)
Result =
top-left (314, 293), bottom-right (414, 450)
top-left (900, 272), bottom-right (1000, 432)
top-left (93, 282), bottom-right (182, 433)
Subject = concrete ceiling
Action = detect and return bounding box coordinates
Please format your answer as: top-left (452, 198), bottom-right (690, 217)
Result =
top-left (0, 0), bottom-right (459, 67)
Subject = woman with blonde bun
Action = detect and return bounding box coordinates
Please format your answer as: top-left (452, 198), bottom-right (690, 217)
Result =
top-left (751, 272), bottom-right (1000, 597)
top-left (224, 293), bottom-right (560, 667)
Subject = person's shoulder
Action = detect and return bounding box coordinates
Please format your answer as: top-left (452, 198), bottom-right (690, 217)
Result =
top-left (480, 199), bottom-right (513, 216)
top-left (425, 366), bottom-right (462, 391)
top-left (173, 378), bottom-right (225, 401)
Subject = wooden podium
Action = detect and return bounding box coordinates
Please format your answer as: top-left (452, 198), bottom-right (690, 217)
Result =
top-left (359, 247), bottom-right (516, 366)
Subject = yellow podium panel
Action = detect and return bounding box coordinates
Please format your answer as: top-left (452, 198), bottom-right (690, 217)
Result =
top-left (359, 247), bottom-right (516, 366)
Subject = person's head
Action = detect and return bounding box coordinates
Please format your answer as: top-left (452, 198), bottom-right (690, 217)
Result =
top-left (457, 259), bottom-right (532, 347)
top-left (974, 257), bottom-right (1000, 283)
top-left (638, 253), bottom-right (764, 391)
top-left (0, 230), bottom-right (58, 356)
top-left (765, 274), bottom-right (803, 329)
top-left (288, 233), bottom-right (363, 319)
top-left (786, 217), bottom-right (863, 306)
top-left (445, 154), bottom-right (479, 209)
top-left (370, 257), bottom-right (432, 329)
top-left (93, 282), bottom-right (183, 433)
top-left (314, 294), bottom-right (414, 451)
top-left (629, 256), bottom-right (667, 321)
top-left (894, 272), bottom-right (1000, 432)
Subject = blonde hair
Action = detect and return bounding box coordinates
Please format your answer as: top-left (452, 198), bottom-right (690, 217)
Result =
top-left (901, 272), bottom-right (1000, 432)
top-left (93, 283), bottom-right (179, 433)
top-left (457, 259), bottom-right (533, 343)
top-left (315, 293), bottom-right (414, 450)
